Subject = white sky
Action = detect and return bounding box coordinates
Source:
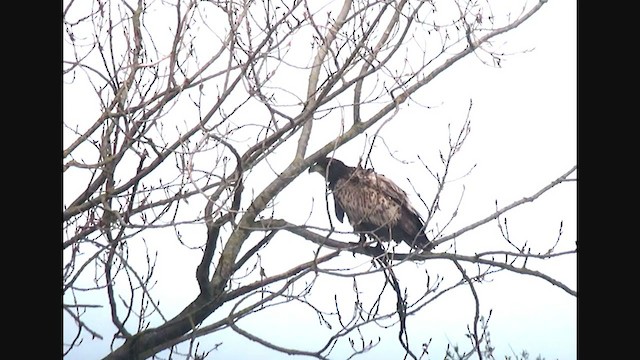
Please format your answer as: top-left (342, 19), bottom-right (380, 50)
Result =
top-left (63, 0), bottom-right (577, 358)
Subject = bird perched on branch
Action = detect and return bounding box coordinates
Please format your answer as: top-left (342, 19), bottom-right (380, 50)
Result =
top-left (309, 157), bottom-right (434, 251)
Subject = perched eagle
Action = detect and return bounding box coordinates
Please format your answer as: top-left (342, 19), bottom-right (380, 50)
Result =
top-left (310, 157), bottom-right (434, 251)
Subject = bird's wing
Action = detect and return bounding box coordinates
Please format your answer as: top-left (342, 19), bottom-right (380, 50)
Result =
top-left (361, 170), bottom-right (406, 204)
top-left (334, 198), bottom-right (345, 223)
top-left (361, 168), bottom-right (426, 221)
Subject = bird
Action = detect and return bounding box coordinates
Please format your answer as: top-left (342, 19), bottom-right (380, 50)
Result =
top-left (309, 157), bottom-right (434, 251)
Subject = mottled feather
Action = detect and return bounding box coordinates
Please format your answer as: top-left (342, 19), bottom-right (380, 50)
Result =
top-left (310, 158), bottom-right (433, 251)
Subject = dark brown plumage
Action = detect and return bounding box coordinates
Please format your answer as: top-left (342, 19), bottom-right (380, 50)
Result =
top-left (310, 157), bottom-right (434, 251)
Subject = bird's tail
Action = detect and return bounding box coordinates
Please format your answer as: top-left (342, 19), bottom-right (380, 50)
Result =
top-left (409, 232), bottom-right (434, 251)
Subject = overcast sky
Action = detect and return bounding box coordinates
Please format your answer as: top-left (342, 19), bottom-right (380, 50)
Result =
top-left (63, 0), bottom-right (576, 358)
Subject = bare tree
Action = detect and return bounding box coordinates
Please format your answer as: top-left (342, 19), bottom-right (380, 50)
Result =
top-left (63, 0), bottom-right (575, 359)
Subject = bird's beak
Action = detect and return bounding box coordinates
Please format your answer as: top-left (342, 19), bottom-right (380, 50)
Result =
top-left (309, 163), bottom-right (323, 174)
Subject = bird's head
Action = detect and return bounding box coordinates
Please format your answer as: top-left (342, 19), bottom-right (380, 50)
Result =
top-left (309, 157), bottom-right (348, 186)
